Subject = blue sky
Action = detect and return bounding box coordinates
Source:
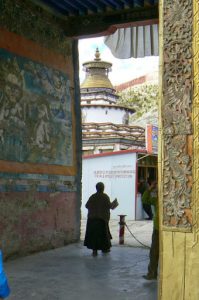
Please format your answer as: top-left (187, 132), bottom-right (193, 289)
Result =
top-left (78, 36), bottom-right (159, 86)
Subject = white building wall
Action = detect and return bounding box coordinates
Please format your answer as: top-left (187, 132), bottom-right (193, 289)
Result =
top-left (82, 152), bottom-right (137, 220)
top-left (81, 99), bottom-right (112, 105)
top-left (81, 93), bottom-right (117, 105)
top-left (81, 99), bottom-right (114, 105)
top-left (82, 106), bottom-right (132, 124)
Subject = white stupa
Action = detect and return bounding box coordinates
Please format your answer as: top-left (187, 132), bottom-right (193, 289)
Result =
top-left (81, 48), bottom-right (145, 155)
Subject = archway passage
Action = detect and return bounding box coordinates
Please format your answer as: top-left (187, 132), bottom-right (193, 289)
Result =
top-left (0, 0), bottom-right (159, 257)
top-left (1, 1), bottom-right (197, 300)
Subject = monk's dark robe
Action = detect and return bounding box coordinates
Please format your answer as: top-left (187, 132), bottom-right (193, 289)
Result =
top-left (84, 191), bottom-right (112, 251)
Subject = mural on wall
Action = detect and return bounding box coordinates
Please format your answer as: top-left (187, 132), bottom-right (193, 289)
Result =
top-left (0, 49), bottom-right (73, 166)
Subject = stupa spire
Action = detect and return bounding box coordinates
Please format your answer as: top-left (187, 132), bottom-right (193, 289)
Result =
top-left (94, 48), bottom-right (101, 61)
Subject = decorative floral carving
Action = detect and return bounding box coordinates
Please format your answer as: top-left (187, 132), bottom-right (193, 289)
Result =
top-left (163, 135), bottom-right (192, 227)
top-left (162, 0), bottom-right (193, 228)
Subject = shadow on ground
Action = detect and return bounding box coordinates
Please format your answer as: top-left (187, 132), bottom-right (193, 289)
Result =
top-left (5, 243), bottom-right (157, 300)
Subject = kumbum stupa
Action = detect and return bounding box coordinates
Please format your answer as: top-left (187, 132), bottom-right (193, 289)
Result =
top-left (80, 48), bottom-right (145, 155)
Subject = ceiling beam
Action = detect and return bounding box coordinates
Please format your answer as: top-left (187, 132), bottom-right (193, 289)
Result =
top-left (133, 1), bottom-right (145, 7)
top-left (42, 0), bottom-right (78, 15)
top-left (99, 0), bottom-right (117, 10)
top-left (121, 0), bottom-right (133, 6)
top-left (106, 0), bottom-right (125, 9)
top-left (30, 0), bottom-right (158, 37)
top-left (77, 0), bottom-right (106, 13)
top-left (74, 0), bottom-right (96, 13)
top-left (64, 6), bottom-right (158, 38)
top-left (63, 0), bottom-right (87, 15)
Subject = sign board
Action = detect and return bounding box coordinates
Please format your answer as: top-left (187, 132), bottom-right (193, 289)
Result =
top-left (146, 124), bottom-right (158, 154)
top-left (82, 152), bottom-right (137, 220)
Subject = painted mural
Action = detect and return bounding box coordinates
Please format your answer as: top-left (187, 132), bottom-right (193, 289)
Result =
top-left (0, 49), bottom-right (73, 166)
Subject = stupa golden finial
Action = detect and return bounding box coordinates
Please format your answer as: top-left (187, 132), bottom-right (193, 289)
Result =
top-left (94, 48), bottom-right (101, 61)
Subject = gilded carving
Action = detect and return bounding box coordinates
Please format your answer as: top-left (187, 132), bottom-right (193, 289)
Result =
top-left (162, 0), bottom-right (193, 228)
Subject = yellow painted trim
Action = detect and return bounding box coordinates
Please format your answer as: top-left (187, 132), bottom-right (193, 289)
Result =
top-left (158, 0), bottom-right (164, 298)
top-left (192, 0), bottom-right (199, 231)
top-left (0, 160), bottom-right (76, 176)
top-left (162, 226), bottom-right (192, 233)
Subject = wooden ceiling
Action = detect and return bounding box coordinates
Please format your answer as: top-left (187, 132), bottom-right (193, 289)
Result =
top-left (32, 0), bottom-right (158, 17)
top-left (31, 0), bottom-right (159, 37)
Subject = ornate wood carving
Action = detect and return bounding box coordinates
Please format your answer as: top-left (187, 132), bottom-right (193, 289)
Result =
top-left (162, 0), bottom-right (193, 228)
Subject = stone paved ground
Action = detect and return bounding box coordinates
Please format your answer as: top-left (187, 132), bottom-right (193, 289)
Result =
top-left (3, 219), bottom-right (156, 300)
top-left (81, 218), bottom-right (153, 248)
top-left (5, 243), bottom-right (157, 300)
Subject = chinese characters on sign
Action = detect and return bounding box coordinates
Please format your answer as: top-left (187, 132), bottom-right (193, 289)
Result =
top-left (94, 165), bottom-right (135, 179)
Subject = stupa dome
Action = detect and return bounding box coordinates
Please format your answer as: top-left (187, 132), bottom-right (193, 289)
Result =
top-left (81, 48), bottom-right (114, 90)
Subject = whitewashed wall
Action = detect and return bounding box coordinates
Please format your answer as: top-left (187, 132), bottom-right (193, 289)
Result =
top-left (82, 106), bottom-right (133, 124)
top-left (82, 152), bottom-right (137, 220)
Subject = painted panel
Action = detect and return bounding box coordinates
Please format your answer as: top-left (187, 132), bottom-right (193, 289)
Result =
top-left (0, 27), bottom-right (76, 175)
top-left (0, 49), bottom-right (72, 166)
